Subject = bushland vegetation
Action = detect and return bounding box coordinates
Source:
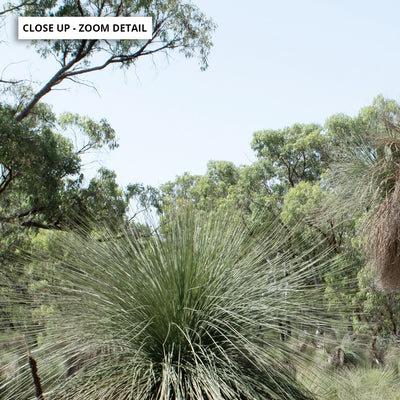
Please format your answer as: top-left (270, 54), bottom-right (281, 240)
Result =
top-left (2, 1), bottom-right (400, 399)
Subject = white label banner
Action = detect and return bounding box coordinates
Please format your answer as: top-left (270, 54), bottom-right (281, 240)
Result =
top-left (18, 17), bottom-right (153, 40)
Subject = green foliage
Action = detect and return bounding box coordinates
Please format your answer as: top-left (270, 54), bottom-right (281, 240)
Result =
top-left (68, 168), bottom-right (133, 227)
top-left (326, 95), bottom-right (400, 211)
top-left (281, 180), bottom-right (356, 254)
top-left (251, 123), bottom-right (329, 190)
top-left (3, 56), bottom-right (400, 398)
top-left (0, 210), bottom-right (351, 399)
top-left (321, 367), bottom-right (400, 400)
top-left (160, 171), bottom-right (201, 210)
top-left (281, 181), bottom-right (326, 223)
top-left (326, 95), bottom-right (400, 291)
top-left (0, 101), bottom-right (134, 229)
top-left (354, 264), bottom-right (400, 341)
top-left (161, 124), bottom-right (330, 220)
top-left (3, 0), bottom-right (216, 120)
top-left (21, 0), bottom-right (215, 70)
top-left (155, 98), bottom-right (400, 369)
top-left (161, 161), bottom-right (240, 212)
top-left (126, 182), bottom-right (163, 213)
top-left (58, 112), bottom-right (118, 152)
top-left (192, 160), bottom-right (239, 210)
top-left (0, 100), bottom-right (137, 342)
top-left (298, 350), bottom-right (400, 400)
top-left (0, 103), bottom-right (79, 228)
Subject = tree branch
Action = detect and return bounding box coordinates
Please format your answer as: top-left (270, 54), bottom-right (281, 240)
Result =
top-left (0, 0), bottom-right (36, 16)
top-left (304, 219), bottom-right (340, 254)
top-left (0, 167), bottom-right (13, 195)
top-left (0, 207), bottom-right (43, 223)
top-left (77, 0), bottom-right (84, 16)
top-left (0, 78), bottom-right (23, 85)
top-left (63, 19), bottom-right (170, 79)
top-left (13, 15), bottom-right (171, 121)
top-left (20, 220), bottom-right (63, 230)
top-left (15, 40), bottom-right (97, 121)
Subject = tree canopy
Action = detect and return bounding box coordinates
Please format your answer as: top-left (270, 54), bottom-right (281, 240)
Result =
top-left (3, 2), bottom-right (400, 395)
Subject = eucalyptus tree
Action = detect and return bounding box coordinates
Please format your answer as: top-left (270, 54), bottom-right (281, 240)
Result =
top-left (251, 123), bottom-right (329, 190)
top-left (1, 0), bottom-right (216, 121)
top-left (0, 102), bottom-right (129, 230)
top-left (0, 0), bottom-right (216, 225)
top-left (160, 161), bottom-right (240, 213)
top-left (325, 95), bottom-right (400, 351)
top-left (0, 101), bottom-right (134, 336)
top-left (0, 0), bottom-right (216, 347)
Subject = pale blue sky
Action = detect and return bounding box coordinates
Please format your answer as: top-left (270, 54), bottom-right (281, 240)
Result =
top-left (2, 0), bottom-right (400, 188)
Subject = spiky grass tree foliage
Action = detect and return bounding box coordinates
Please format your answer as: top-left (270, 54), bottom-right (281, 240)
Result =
top-left (1, 211), bottom-right (340, 399)
top-left (327, 100), bottom-right (400, 290)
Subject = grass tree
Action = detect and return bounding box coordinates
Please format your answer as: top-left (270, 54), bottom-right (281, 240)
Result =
top-left (326, 96), bottom-right (400, 290)
top-left (1, 209), bottom-right (345, 399)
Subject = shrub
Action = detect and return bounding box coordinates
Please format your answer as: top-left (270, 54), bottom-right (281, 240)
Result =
top-left (1, 211), bottom-right (344, 399)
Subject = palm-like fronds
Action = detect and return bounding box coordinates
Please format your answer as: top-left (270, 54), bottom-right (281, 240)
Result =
top-left (328, 110), bottom-right (400, 290)
top-left (1, 211), bottom-right (341, 399)
top-left (329, 132), bottom-right (399, 214)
